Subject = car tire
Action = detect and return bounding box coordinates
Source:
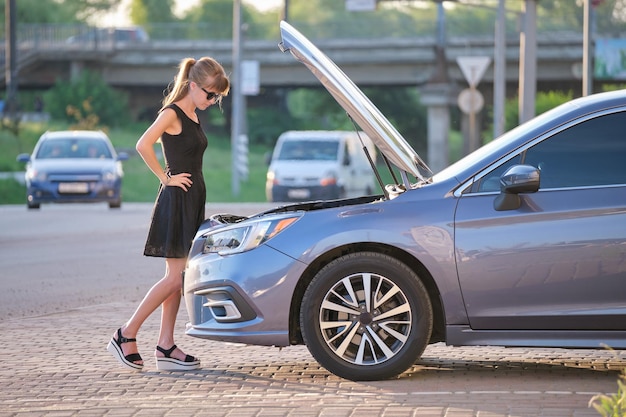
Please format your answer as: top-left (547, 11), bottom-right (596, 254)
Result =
top-left (300, 252), bottom-right (433, 381)
top-left (27, 201), bottom-right (40, 209)
top-left (109, 199), bottom-right (121, 209)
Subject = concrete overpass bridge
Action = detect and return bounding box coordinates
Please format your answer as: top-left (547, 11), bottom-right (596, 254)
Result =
top-left (10, 32), bottom-right (591, 87)
top-left (2, 29), bottom-right (613, 119)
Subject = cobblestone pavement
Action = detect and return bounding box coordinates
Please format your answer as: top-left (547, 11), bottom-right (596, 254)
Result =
top-left (1, 301), bottom-right (624, 417)
top-left (1, 203), bottom-right (624, 417)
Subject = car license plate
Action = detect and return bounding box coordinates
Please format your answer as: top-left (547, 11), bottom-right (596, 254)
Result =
top-left (58, 182), bottom-right (89, 194)
top-left (288, 188), bottom-right (310, 199)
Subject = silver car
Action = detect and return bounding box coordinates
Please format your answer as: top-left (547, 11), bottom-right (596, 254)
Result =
top-left (183, 22), bottom-right (626, 381)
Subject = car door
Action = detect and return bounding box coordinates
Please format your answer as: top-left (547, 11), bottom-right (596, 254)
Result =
top-left (454, 110), bottom-right (626, 331)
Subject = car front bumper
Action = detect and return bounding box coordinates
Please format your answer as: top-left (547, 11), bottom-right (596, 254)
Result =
top-left (269, 184), bottom-right (341, 202)
top-left (26, 180), bottom-right (122, 204)
top-left (183, 243), bottom-right (306, 347)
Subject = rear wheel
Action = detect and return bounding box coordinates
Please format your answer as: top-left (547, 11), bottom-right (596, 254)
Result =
top-left (300, 252), bottom-right (433, 381)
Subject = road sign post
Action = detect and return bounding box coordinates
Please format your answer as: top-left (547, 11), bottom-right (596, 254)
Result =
top-left (456, 56), bottom-right (491, 154)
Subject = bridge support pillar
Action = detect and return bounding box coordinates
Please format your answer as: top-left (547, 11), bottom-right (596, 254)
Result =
top-left (420, 82), bottom-right (457, 173)
top-left (70, 61), bottom-right (84, 81)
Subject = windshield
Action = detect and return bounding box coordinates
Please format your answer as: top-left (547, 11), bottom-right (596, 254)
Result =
top-left (277, 140), bottom-right (339, 161)
top-left (36, 138), bottom-right (112, 159)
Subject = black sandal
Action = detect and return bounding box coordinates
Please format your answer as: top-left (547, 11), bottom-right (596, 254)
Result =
top-left (106, 328), bottom-right (144, 370)
top-left (155, 344), bottom-right (200, 371)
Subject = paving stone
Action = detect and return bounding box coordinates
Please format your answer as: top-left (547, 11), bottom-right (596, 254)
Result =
top-left (0, 302), bottom-right (624, 417)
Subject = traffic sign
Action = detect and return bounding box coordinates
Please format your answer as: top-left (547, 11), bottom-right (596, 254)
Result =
top-left (457, 88), bottom-right (484, 114)
top-left (457, 56), bottom-right (491, 88)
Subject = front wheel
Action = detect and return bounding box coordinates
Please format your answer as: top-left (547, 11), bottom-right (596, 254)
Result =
top-left (300, 252), bottom-right (433, 381)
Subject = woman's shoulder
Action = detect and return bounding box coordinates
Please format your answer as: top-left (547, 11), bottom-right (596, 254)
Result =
top-left (162, 103), bottom-right (182, 115)
top-left (157, 106), bottom-right (179, 122)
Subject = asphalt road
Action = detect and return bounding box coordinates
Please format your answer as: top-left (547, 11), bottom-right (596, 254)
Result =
top-left (0, 202), bottom-right (274, 319)
top-left (0, 202), bottom-right (624, 417)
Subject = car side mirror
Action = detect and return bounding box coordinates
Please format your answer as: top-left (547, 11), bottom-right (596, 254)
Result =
top-left (16, 153), bottom-right (31, 163)
top-left (493, 164), bottom-right (540, 211)
top-left (117, 152), bottom-right (129, 161)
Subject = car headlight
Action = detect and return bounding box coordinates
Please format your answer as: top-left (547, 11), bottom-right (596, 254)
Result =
top-left (202, 214), bottom-right (301, 255)
top-left (26, 169), bottom-right (46, 181)
top-left (320, 171), bottom-right (337, 186)
top-left (102, 170), bottom-right (118, 181)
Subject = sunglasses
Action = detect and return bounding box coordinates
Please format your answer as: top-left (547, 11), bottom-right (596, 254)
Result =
top-left (200, 86), bottom-right (222, 102)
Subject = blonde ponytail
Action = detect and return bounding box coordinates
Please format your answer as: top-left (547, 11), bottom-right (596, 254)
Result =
top-left (161, 57), bottom-right (230, 111)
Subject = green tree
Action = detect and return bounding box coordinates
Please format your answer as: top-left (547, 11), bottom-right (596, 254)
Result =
top-left (43, 70), bottom-right (130, 128)
top-left (129, 0), bottom-right (176, 25)
top-left (0, 0), bottom-right (120, 24)
top-left (0, 0), bottom-right (79, 23)
top-left (287, 88), bottom-right (350, 130)
top-left (285, 0), bottom-right (438, 39)
top-left (537, 0), bottom-right (626, 33)
top-left (66, 0), bottom-right (121, 23)
top-left (178, 0), bottom-right (263, 39)
top-left (503, 91), bottom-right (573, 132)
top-left (365, 87), bottom-right (427, 153)
top-left (285, 86), bottom-right (427, 152)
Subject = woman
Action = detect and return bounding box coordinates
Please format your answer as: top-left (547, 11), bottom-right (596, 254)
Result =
top-left (107, 56), bottom-right (230, 371)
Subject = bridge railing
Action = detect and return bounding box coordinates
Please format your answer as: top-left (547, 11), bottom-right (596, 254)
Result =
top-left (1, 15), bottom-right (621, 47)
top-left (0, 18), bottom-right (622, 75)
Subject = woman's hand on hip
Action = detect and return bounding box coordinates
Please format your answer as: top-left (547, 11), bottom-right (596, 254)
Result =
top-left (165, 173), bottom-right (193, 191)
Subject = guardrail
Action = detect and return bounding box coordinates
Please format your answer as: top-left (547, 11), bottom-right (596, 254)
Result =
top-left (1, 15), bottom-right (621, 46)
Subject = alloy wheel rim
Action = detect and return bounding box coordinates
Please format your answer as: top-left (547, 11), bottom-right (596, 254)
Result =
top-left (319, 272), bottom-right (412, 365)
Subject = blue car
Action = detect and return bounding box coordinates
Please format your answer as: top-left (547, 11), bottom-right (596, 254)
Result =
top-left (17, 130), bottom-right (128, 209)
top-left (183, 22), bottom-right (626, 381)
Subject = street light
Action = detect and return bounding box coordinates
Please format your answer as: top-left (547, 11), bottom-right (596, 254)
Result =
top-left (4, 0), bottom-right (18, 127)
top-left (232, 0), bottom-right (244, 196)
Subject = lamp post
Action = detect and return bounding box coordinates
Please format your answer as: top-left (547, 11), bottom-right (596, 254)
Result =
top-left (582, 0), bottom-right (595, 96)
top-left (493, 0), bottom-right (506, 138)
top-left (231, 0), bottom-right (243, 196)
top-left (4, 0), bottom-right (18, 125)
top-left (518, 0), bottom-right (537, 124)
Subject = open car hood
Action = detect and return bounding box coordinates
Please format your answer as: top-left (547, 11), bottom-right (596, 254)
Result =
top-left (278, 21), bottom-right (432, 182)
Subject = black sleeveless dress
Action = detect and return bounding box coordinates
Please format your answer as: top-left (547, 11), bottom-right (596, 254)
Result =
top-left (143, 104), bottom-right (207, 258)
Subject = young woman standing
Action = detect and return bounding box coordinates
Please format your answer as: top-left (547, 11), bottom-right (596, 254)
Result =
top-left (107, 56), bottom-right (230, 371)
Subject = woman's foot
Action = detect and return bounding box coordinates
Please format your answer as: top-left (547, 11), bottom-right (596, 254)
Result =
top-left (106, 328), bottom-right (144, 370)
top-left (155, 344), bottom-right (200, 371)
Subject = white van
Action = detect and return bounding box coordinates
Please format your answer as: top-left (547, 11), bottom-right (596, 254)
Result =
top-left (266, 130), bottom-right (377, 202)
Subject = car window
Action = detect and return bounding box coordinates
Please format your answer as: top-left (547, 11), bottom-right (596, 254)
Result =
top-left (82, 140), bottom-right (112, 159)
top-left (522, 111), bottom-right (626, 189)
top-left (471, 154), bottom-right (521, 192)
top-left (277, 140), bottom-right (339, 161)
top-left (38, 141), bottom-right (70, 159)
top-left (471, 111), bottom-right (626, 192)
top-left (37, 138), bottom-right (112, 159)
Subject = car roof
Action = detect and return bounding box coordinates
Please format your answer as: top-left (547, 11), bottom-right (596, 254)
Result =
top-left (41, 130), bottom-right (109, 140)
top-left (279, 130), bottom-right (363, 140)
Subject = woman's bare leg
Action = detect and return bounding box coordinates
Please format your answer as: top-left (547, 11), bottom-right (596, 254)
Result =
top-left (113, 257), bottom-right (187, 364)
top-left (155, 258), bottom-right (195, 360)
